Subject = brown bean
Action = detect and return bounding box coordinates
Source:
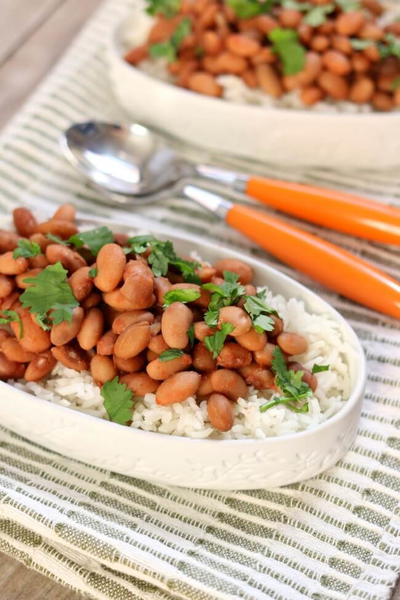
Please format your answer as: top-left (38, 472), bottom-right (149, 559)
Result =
top-left (362, 0), bottom-right (383, 15)
top-left (216, 51), bottom-right (248, 74)
top-left (218, 306), bottom-right (252, 337)
top-left (254, 342), bottom-right (277, 367)
top-left (198, 373), bottom-right (214, 397)
top-left (147, 353), bottom-right (192, 380)
top-left (288, 361), bottom-right (317, 392)
top-left (255, 64), bottom-right (283, 97)
top-left (0, 330), bottom-right (10, 345)
top-left (359, 23), bottom-right (384, 41)
top-left (349, 77), bottom-right (374, 103)
top-left (154, 277), bottom-right (172, 305)
top-left (1, 291), bottom-right (19, 311)
top-left (317, 20), bottom-right (335, 34)
top-left (195, 265), bottom-right (216, 283)
top-left (335, 11), bottom-right (365, 35)
top-left (193, 343), bottom-right (217, 372)
top-left (11, 308), bottom-right (51, 352)
top-left (120, 372), bottom-right (159, 396)
top-left (112, 310), bottom-right (154, 334)
top-left (0, 352), bottom-right (23, 379)
top-left (13, 207), bottom-right (38, 237)
top-left (371, 92), bottom-right (394, 111)
top-left (36, 219), bottom-right (78, 239)
top-left (351, 53), bottom-right (370, 73)
top-left (114, 322), bottom-right (151, 359)
top-left (322, 50), bottom-right (351, 75)
top-left (194, 321), bottom-right (216, 342)
top-left (202, 30), bottom-right (222, 55)
top-left (210, 369), bottom-right (248, 400)
top-left (96, 330), bottom-right (117, 355)
top-left (298, 23), bottom-right (313, 44)
top-left (226, 34), bottom-right (260, 57)
top-left (363, 44), bottom-right (380, 62)
top-left (30, 233), bottom-right (51, 252)
top-left (217, 342), bottom-right (252, 369)
top-left (255, 14), bottom-right (278, 34)
top-left (0, 252), bottom-right (28, 275)
top-left (50, 306), bottom-right (84, 346)
top-left (125, 43), bottom-right (149, 65)
top-left (103, 289), bottom-right (152, 311)
top-left (113, 354), bottom-right (145, 373)
top-left (161, 302), bottom-right (193, 349)
top-left (207, 393), bottom-right (234, 431)
top-left (170, 282), bottom-right (209, 308)
top-left (395, 87), bottom-right (400, 107)
top-left (93, 243), bottom-right (126, 292)
top-left (279, 9), bottom-right (302, 28)
top-left (77, 308), bottom-right (104, 350)
top-left (1, 338), bottom-right (35, 363)
top-left (119, 261), bottom-right (154, 308)
top-left (332, 35), bottom-right (352, 55)
top-left (82, 292), bottom-right (101, 309)
top-left (250, 47), bottom-right (276, 65)
top-left (214, 258), bottom-right (253, 284)
top-left (301, 86), bottom-right (324, 105)
top-left (28, 254), bottom-right (49, 269)
top-left (68, 266), bottom-right (93, 301)
top-left (147, 349), bottom-right (159, 362)
top-left (242, 69), bottom-right (258, 88)
top-left (187, 72), bottom-right (223, 97)
top-left (236, 328), bottom-right (267, 351)
top-left (51, 344), bottom-right (89, 372)
top-left (156, 371), bottom-right (201, 405)
top-left (277, 332), bottom-right (308, 355)
top-left (0, 230), bottom-right (20, 252)
top-left (0, 274), bottom-right (14, 298)
top-left (318, 70), bottom-right (349, 99)
top-left (53, 204), bottom-right (76, 221)
top-left (310, 35), bottom-right (330, 52)
top-left (46, 244), bottom-right (86, 273)
top-left (24, 351), bottom-right (56, 381)
top-left (377, 74), bottom-right (398, 92)
top-left (90, 355), bottom-right (117, 384)
top-left (148, 334), bottom-right (169, 355)
top-left (15, 268), bottom-right (42, 289)
top-left (240, 363), bottom-right (275, 390)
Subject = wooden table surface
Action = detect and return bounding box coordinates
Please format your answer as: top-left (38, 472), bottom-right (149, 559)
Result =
top-left (0, 2), bottom-right (399, 599)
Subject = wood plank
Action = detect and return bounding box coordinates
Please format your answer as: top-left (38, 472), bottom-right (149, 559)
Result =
top-left (0, 0), bottom-right (65, 65)
top-left (0, 0), bottom-right (101, 129)
top-left (0, 552), bottom-right (83, 599)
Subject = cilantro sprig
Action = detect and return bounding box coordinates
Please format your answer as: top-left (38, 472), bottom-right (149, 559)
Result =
top-left (13, 239), bottom-right (42, 259)
top-left (46, 227), bottom-right (114, 256)
top-left (20, 263), bottom-right (79, 328)
top-left (203, 271), bottom-right (246, 327)
top-left (379, 33), bottom-right (400, 59)
top-left (227, 0), bottom-right (276, 18)
top-left (126, 235), bottom-right (200, 282)
top-left (0, 310), bottom-right (23, 338)
top-left (204, 322), bottom-right (234, 359)
top-left (312, 364), bottom-right (330, 374)
top-left (304, 3), bottom-right (334, 26)
top-left (163, 288), bottom-right (201, 306)
top-left (145, 0), bottom-right (180, 17)
top-left (150, 18), bottom-right (192, 62)
top-left (101, 377), bottom-right (134, 425)
top-left (268, 28), bottom-right (306, 75)
top-left (159, 349), bottom-right (185, 361)
top-left (243, 289), bottom-right (277, 334)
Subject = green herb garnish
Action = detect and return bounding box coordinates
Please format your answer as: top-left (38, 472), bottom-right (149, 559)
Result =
top-left (227, 0), bottom-right (275, 18)
top-left (336, 0), bottom-right (360, 11)
top-left (304, 3), bottom-right (334, 26)
top-left (20, 262), bottom-right (79, 328)
top-left (312, 363), bottom-right (330, 374)
top-left (159, 348), bottom-right (185, 361)
top-left (145, 0), bottom-right (180, 17)
top-left (203, 271), bottom-right (246, 327)
top-left (260, 347), bottom-right (312, 413)
top-left (13, 239), bottom-right (42, 259)
top-left (163, 288), bottom-right (201, 306)
top-left (268, 28), bottom-right (306, 75)
top-left (150, 18), bottom-right (192, 62)
top-left (204, 322), bottom-right (235, 359)
top-left (101, 377), bottom-right (134, 425)
top-left (379, 33), bottom-right (400, 59)
top-left (350, 38), bottom-right (374, 50)
top-left (391, 76), bottom-right (400, 90)
top-left (68, 226), bottom-right (114, 257)
top-left (243, 289), bottom-right (277, 333)
top-left (187, 324), bottom-right (195, 348)
top-left (0, 310), bottom-right (23, 338)
top-left (88, 267), bottom-right (97, 278)
top-left (46, 233), bottom-right (69, 245)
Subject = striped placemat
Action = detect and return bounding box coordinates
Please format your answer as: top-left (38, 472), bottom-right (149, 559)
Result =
top-left (0, 1), bottom-right (399, 599)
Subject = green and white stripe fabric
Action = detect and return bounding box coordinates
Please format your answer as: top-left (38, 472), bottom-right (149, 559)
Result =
top-left (0, 1), bottom-right (399, 598)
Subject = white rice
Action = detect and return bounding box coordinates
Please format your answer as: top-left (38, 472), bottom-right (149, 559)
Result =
top-left (10, 289), bottom-right (351, 440)
top-left (121, 6), bottom-right (400, 114)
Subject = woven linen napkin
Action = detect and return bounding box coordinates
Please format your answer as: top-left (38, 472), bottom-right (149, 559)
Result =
top-left (0, 1), bottom-right (399, 598)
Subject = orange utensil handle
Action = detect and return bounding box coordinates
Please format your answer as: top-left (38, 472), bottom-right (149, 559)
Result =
top-left (246, 176), bottom-right (400, 246)
top-left (226, 204), bottom-right (400, 319)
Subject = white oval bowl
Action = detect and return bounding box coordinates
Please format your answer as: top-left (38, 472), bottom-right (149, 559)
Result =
top-left (106, 8), bottom-right (400, 171)
top-left (0, 214), bottom-right (366, 489)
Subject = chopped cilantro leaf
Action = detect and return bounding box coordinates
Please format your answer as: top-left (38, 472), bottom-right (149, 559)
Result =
top-left (163, 288), bottom-right (201, 306)
top-left (253, 314), bottom-right (275, 334)
top-left (13, 239), bottom-right (42, 259)
top-left (203, 271), bottom-right (246, 327)
top-left (150, 18), bottom-right (192, 62)
top-left (159, 349), bottom-right (185, 361)
top-left (304, 4), bottom-right (334, 26)
top-left (227, 0), bottom-right (275, 18)
top-left (379, 33), bottom-right (400, 59)
top-left (46, 233), bottom-right (69, 245)
top-left (0, 310), bottom-right (23, 338)
top-left (312, 363), bottom-right (330, 374)
top-left (101, 377), bottom-right (134, 425)
top-left (336, 0), bottom-right (360, 10)
top-left (145, 0), bottom-right (180, 17)
top-left (187, 324), bottom-right (195, 348)
top-left (243, 289), bottom-right (278, 333)
top-left (391, 76), bottom-right (400, 90)
top-left (68, 226), bottom-right (114, 256)
top-left (20, 262), bottom-right (78, 328)
top-left (268, 28), bottom-right (306, 75)
top-left (88, 267), bottom-right (97, 278)
top-left (204, 322), bottom-right (234, 359)
top-left (350, 38), bottom-right (374, 50)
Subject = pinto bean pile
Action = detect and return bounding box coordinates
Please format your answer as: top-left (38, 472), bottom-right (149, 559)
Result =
top-left (124, 0), bottom-right (400, 110)
top-left (0, 205), bottom-right (316, 432)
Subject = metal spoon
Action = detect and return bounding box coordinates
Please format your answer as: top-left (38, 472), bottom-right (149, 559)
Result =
top-left (61, 121), bottom-right (400, 318)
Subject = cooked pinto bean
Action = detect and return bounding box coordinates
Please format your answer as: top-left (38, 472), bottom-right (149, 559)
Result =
top-left (161, 302), bottom-right (193, 349)
top-left (240, 364), bottom-right (275, 390)
top-left (120, 261), bottom-right (154, 308)
top-left (120, 372), bottom-right (159, 395)
top-left (1, 338), bottom-right (35, 363)
top-left (69, 266), bottom-right (93, 301)
top-left (193, 343), bottom-right (217, 372)
top-left (0, 230), bottom-right (20, 252)
top-left (277, 332), bottom-right (308, 355)
top-left (77, 308), bottom-right (104, 350)
top-left (350, 77), bottom-right (374, 103)
top-left (318, 71), bottom-right (349, 100)
top-left (217, 342), bottom-right (252, 369)
top-left (254, 342), bottom-right (277, 367)
top-left (210, 369), bottom-right (248, 400)
top-left (103, 289), bottom-right (151, 311)
top-left (112, 310), bottom-right (154, 334)
top-left (29, 254), bottom-right (49, 269)
top-left (154, 277), bottom-right (172, 305)
top-left (198, 372), bottom-right (214, 397)
top-left (218, 306), bottom-right (252, 337)
top-left (25, 351), bottom-right (56, 381)
top-left (53, 204), bottom-right (76, 221)
top-left (0, 252), bottom-right (28, 275)
top-left (156, 371), bottom-right (201, 405)
top-left (94, 243), bottom-right (126, 292)
top-left (255, 64), bottom-right (283, 97)
top-left (15, 268), bottom-right (42, 289)
top-left (113, 354), bottom-right (145, 373)
top-left (13, 207), bottom-right (38, 237)
top-left (288, 361), bottom-right (318, 392)
top-left (0, 352), bottom-right (23, 379)
top-left (11, 309), bottom-right (51, 352)
top-left (51, 344), bottom-right (89, 371)
top-left (1, 291), bottom-right (19, 311)
top-left (226, 34), bottom-right (260, 57)
top-left (82, 292), bottom-right (101, 309)
top-left (213, 258), bottom-right (253, 284)
top-left (194, 321), bottom-right (216, 342)
top-left (90, 355), bottom-right (117, 384)
top-left (36, 219), bottom-right (78, 238)
top-left (207, 393), bottom-right (234, 431)
top-left (187, 72), bottom-right (223, 97)
top-left (0, 274), bottom-right (15, 298)
top-left (148, 334), bottom-right (169, 354)
top-left (114, 322), bottom-right (151, 359)
top-left (97, 330), bottom-right (117, 355)
top-left (46, 244), bottom-right (86, 273)
top-left (335, 11), bottom-right (365, 35)
top-left (50, 306), bottom-right (84, 346)
top-left (236, 328), bottom-right (266, 351)
top-left (147, 353), bottom-right (192, 380)
top-left (322, 50), bottom-right (351, 76)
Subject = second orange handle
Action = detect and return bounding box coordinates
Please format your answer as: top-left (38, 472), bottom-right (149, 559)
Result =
top-left (226, 204), bottom-right (400, 319)
top-left (246, 176), bottom-right (400, 246)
